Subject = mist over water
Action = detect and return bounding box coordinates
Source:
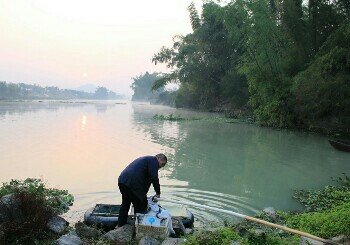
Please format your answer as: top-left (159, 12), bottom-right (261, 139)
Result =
top-left (0, 101), bottom-right (349, 226)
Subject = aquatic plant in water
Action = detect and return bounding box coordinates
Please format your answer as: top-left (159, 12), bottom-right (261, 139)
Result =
top-left (153, 114), bottom-right (199, 121)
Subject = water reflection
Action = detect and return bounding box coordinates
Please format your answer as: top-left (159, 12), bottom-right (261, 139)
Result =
top-left (131, 104), bottom-right (350, 225)
top-left (0, 102), bottom-right (349, 226)
top-left (81, 115), bottom-right (87, 131)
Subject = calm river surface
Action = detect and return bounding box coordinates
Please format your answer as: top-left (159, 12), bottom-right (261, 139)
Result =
top-left (0, 101), bottom-right (349, 226)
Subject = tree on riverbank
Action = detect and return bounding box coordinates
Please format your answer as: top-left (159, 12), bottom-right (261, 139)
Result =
top-left (152, 0), bottom-right (350, 134)
top-left (130, 72), bottom-right (176, 105)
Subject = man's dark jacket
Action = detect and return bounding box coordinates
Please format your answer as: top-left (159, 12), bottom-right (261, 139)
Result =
top-left (118, 156), bottom-right (160, 198)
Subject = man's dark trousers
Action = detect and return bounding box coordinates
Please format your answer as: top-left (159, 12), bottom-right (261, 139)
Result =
top-left (117, 183), bottom-right (147, 226)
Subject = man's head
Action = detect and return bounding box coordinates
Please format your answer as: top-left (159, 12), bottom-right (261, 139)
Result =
top-left (155, 153), bottom-right (167, 168)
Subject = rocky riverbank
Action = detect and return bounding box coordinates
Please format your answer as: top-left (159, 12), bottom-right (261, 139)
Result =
top-left (1, 177), bottom-right (350, 244)
top-left (0, 192), bottom-right (188, 244)
top-left (1, 192), bottom-right (348, 245)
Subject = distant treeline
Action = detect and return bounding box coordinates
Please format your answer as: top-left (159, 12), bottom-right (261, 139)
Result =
top-left (147, 0), bottom-right (349, 135)
top-left (0, 82), bottom-right (123, 100)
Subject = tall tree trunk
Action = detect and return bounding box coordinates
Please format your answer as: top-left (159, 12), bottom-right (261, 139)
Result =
top-left (309, 0), bottom-right (317, 55)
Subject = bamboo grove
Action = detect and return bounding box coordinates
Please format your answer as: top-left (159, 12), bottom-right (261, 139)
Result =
top-left (151, 0), bottom-right (350, 134)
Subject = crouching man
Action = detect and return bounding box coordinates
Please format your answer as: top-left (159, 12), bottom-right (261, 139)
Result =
top-left (117, 153), bottom-right (167, 227)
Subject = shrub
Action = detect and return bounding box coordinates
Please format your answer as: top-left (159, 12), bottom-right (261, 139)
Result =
top-left (185, 227), bottom-right (246, 245)
top-left (247, 233), bottom-right (299, 245)
top-left (0, 178), bottom-right (74, 215)
top-left (287, 202), bottom-right (350, 238)
top-left (0, 189), bottom-right (56, 244)
top-left (0, 179), bottom-right (74, 244)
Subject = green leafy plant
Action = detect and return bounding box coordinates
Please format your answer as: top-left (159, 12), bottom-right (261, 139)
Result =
top-left (153, 114), bottom-right (200, 121)
top-left (185, 227), bottom-right (247, 245)
top-left (0, 179), bottom-right (74, 244)
top-left (247, 232), bottom-right (299, 245)
top-left (0, 190), bottom-right (59, 244)
top-left (0, 178), bottom-right (74, 215)
top-left (287, 202), bottom-right (350, 238)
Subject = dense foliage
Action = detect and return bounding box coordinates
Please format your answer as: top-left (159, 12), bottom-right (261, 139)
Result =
top-left (0, 178), bottom-right (74, 215)
top-left (185, 227), bottom-right (246, 245)
top-left (286, 202), bottom-right (350, 238)
top-left (130, 72), bottom-right (176, 105)
top-left (0, 179), bottom-right (74, 244)
top-left (151, 0), bottom-right (350, 134)
top-left (0, 82), bottom-right (122, 100)
top-left (0, 190), bottom-right (56, 244)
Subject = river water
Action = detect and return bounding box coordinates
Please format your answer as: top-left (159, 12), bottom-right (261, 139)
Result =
top-left (0, 101), bottom-right (349, 226)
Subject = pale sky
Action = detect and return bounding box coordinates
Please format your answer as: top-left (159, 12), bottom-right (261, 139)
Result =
top-left (0, 0), bottom-right (202, 95)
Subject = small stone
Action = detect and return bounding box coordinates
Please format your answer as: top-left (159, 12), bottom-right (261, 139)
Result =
top-left (231, 241), bottom-right (241, 245)
top-left (331, 235), bottom-right (349, 244)
top-left (185, 228), bottom-right (193, 235)
top-left (56, 231), bottom-right (83, 245)
top-left (47, 216), bottom-right (69, 235)
top-left (300, 236), bottom-right (325, 245)
top-left (139, 236), bottom-right (160, 245)
top-left (102, 224), bottom-right (134, 244)
top-left (161, 238), bottom-right (186, 245)
top-left (0, 229), bottom-right (4, 240)
top-left (252, 229), bottom-right (265, 236)
top-left (262, 207), bottom-right (276, 219)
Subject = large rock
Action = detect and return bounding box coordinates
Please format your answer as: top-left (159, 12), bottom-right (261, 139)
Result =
top-left (300, 236), bottom-right (325, 245)
top-left (171, 217), bottom-right (186, 237)
top-left (56, 231), bottom-right (83, 245)
top-left (75, 222), bottom-right (101, 238)
top-left (139, 236), bottom-right (160, 245)
top-left (102, 224), bottom-right (134, 244)
top-left (47, 216), bottom-right (69, 235)
top-left (0, 194), bottom-right (15, 206)
top-left (161, 238), bottom-right (186, 245)
top-left (0, 194), bottom-right (20, 223)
